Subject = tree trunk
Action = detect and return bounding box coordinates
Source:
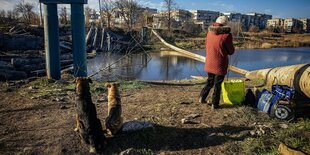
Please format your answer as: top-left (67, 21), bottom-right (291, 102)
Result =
top-left (168, 10), bottom-right (171, 32)
top-left (107, 14), bottom-right (111, 28)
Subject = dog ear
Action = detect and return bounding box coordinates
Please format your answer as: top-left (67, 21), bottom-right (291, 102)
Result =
top-left (87, 78), bottom-right (93, 84)
top-left (105, 83), bottom-right (111, 88)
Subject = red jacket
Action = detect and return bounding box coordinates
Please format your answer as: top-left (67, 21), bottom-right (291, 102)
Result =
top-left (205, 23), bottom-right (235, 75)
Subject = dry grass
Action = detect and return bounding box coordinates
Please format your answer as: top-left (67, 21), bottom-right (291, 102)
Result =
top-left (0, 78), bottom-right (309, 155)
top-left (237, 33), bottom-right (310, 49)
top-left (166, 32), bottom-right (310, 50)
top-left (241, 119), bottom-right (310, 155)
top-left (261, 43), bottom-right (273, 49)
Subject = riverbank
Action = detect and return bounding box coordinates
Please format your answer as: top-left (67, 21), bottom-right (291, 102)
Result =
top-left (150, 31), bottom-right (310, 50)
top-left (0, 77), bottom-right (309, 154)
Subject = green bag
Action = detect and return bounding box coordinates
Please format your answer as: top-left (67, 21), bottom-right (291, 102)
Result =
top-left (221, 80), bottom-right (245, 105)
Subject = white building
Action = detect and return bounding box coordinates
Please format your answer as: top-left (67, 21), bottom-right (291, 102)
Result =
top-left (190, 10), bottom-right (220, 30)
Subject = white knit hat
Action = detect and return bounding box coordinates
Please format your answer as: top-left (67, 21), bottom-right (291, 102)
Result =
top-left (216, 16), bottom-right (228, 25)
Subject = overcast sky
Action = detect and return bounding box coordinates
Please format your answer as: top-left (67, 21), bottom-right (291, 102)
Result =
top-left (1, 0), bottom-right (310, 18)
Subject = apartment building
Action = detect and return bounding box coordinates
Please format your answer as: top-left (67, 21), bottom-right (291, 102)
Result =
top-left (247, 12), bottom-right (272, 29)
top-left (299, 18), bottom-right (310, 32)
top-left (152, 12), bottom-right (166, 29)
top-left (112, 7), bottom-right (157, 28)
top-left (267, 18), bottom-right (284, 27)
top-left (221, 12), bottom-right (271, 30)
top-left (223, 12), bottom-right (249, 30)
top-left (223, 12), bottom-right (242, 22)
top-left (267, 18), bottom-right (309, 33)
top-left (190, 10), bottom-right (220, 30)
top-left (88, 11), bottom-right (101, 25)
top-left (152, 9), bottom-right (192, 29)
top-left (284, 18), bottom-right (301, 32)
top-left (171, 9), bottom-right (192, 22)
top-left (143, 7), bottom-right (157, 14)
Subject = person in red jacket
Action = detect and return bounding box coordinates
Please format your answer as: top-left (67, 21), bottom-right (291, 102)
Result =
top-left (199, 16), bottom-right (235, 110)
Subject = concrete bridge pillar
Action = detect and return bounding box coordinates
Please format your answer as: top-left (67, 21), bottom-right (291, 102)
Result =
top-left (71, 4), bottom-right (87, 77)
top-left (40, 0), bottom-right (88, 79)
top-left (43, 3), bottom-right (60, 80)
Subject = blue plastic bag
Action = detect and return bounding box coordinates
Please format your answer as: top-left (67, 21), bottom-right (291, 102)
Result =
top-left (272, 85), bottom-right (295, 100)
top-left (257, 89), bottom-right (279, 113)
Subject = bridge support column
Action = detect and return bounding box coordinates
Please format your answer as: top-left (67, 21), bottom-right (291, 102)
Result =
top-left (71, 4), bottom-right (87, 77)
top-left (43, 3), bottom-right (61, 80)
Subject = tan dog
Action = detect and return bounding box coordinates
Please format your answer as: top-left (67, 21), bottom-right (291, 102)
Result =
top-left (75, 77), bottom-right (105, 153)
top-left (105, 82), bottom-right (123, 135)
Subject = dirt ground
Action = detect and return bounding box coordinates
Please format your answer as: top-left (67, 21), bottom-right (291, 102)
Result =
top-left (0, 79), bottom-right (309, 155)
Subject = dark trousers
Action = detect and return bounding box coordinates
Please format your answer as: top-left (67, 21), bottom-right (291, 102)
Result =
top-left (200, 73), bottom-right (225, 105)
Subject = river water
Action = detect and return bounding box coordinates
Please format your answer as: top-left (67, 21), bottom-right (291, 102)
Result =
top-left (87, 47), bottom-right (310, 81)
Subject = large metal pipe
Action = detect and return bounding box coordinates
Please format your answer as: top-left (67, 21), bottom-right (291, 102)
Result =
top-left (246, 64), bottom-right (310, 98)
top-left (152, 29), bottom-right (310, 98)
top-left (43, 3), bottom-right (61, 80)
top-left (71, 4), bottom-right (87, 77)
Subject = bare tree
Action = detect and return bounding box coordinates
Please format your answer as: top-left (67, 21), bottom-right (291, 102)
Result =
top-left (228, 21), bottom-right (243, 37)
top-left (59, 7), bottom-right (68, 25)
top-left (31, 13), bottom-right (40, 25)
top-left (248, 25), bottom-right (260, 33)
top-left (114, 0), bottom-right (141, 30)
top-left (163, 0), bottom-right (176, 32)
top-left (267, 26), bottom-right (285, 33)
top-left (39, 2), bottom-right (43, 26)
top-left (182, 20), bottom-right (202, 35)
top-left (101, 0), bottom-right (114, 28)
top-left (0, 10), bottom-right (5, 25)
top-left (136, 10), bottom-right (149, 28)
top-left (292, 26), bottom-right (303, 34)
top-left (84, 6), bottom-right (92, 27)
top-left (7, 10), bottom-right (19, 20)
top-left (14, 1), bottom-right (35, 25)
top-left (0, 10), bottom-right (5, 18)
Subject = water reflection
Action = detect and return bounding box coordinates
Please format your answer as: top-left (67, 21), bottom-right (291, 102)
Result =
top-left (87, 47), bottom-right (310, 81)
top-left (228, 47), bottom-right (310, 76)
top-left (87, 52), bottom-right (150, 81)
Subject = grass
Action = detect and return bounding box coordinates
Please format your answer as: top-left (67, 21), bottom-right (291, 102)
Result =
top-left (145, 41), bottom-right (166, 50)
top-left (119, 80), bottom-right (149, 90)
top-left (20, 78), bottom-right (66, 99)
top-left (244, 78), bottom-right (265, 87)
top-left (19, 78), bottom-right (149, 99)
top-left (241, 119), bottom-right (310, 154)
top-left (175, 41), bottom-right (205, 50)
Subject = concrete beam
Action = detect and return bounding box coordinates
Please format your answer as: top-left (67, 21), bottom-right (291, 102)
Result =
top-left (39, 0), bottom-right (87, 4)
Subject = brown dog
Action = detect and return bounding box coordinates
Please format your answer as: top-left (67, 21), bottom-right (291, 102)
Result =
top-left (105, 82), bottom-right (123, 135)
top-left (75, 77), bottom-right (105, 153)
